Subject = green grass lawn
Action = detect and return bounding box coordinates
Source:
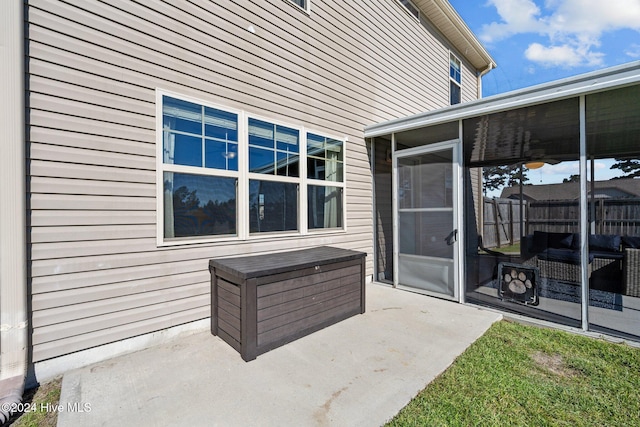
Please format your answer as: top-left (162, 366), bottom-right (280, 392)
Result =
top-left (9, 377), bottom-right (61, 427)
top-left (480, 242), bottom-right (521, 254)
top-left (388, 321), bottom-right (640, 427)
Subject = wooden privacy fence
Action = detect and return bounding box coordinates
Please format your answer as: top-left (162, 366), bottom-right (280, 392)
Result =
top-left (482, 198), bottom-right (525, 248)
top-left (482, 197), bottom-right (640, 248)
top-left (527, 198), bottom-right (640, 236)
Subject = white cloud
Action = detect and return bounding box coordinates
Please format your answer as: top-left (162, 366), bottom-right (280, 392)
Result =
top-left (541, 161), bottom-right (579, 174)
top-left (625, 44), bottom-right (640, 58)
top-left (481, 0), bottom-right (545, 43)
top-left (481, 0), bottom-right (640, 67)
top-left (525, 43), bottom-right (605, 67)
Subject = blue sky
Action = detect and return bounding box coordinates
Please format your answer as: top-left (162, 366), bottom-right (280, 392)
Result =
top-left (449, 0), bottom-right (640, 97)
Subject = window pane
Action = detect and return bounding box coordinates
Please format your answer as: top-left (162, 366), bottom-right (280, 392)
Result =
top-left (276, 152), bottom-right (299, 177)
top-left (276, 125), bottom-right (299, 153)
top-left (204, 107), bottom-right (237, 141)
top-left (163, 96), bottom-right (202, 134)
top-left (249, 147), bottom-right (274, 173)
top-left (249, 180), bottom-right (298, 233)
top-left (164, 133), bottom-right (202, 167)
top-left (162, 96), bottom-right (238, 172)
top-left (248, 118), bottom-right (275, 148)
top-left (163, 172), bottom-right (236, 238)
top-left (308, 185), bottom-right (343, 229)
top-left (205, 140), bottom-right (237, 171)
top-left (306, 133), bottom-right (344, 182)
top-left (308, 158), bottom-right (325, 180)
top-left (399, 0), bottom-right (419, 19)
top-left (289, 0), bottom-right (306, 8)
top-left (450, 56), bottom-right (461, 84)
top-left (307, 133), bottom-right (325, 149)
top-left (450, 81), bottom-right (461, 105)
top-left (249, 118), bottom-right (300, 177)
top-left (327, 161), bottom-right (343, 183)
top-left (326, 139), bottom-right (343, 162)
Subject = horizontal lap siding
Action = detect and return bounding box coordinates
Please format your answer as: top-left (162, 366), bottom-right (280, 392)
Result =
top-left (27, 0), bottom-right (479, 361)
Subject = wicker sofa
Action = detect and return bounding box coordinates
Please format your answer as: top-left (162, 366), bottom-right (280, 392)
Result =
top-left (623, 240), bottom-right (640, 297)
top-left (521, 231), bottom-right (640, 297)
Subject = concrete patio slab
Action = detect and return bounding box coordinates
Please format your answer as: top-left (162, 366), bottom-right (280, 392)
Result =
top-left (57, 284), bottom-right (501, 426)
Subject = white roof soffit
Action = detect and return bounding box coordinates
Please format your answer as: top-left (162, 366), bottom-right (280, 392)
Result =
top-left (415, 0), bottom-right (496, 70)
top-left (364, 60), bottom-right (640, 138)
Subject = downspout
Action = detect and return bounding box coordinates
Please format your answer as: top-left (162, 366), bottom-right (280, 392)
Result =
top-left (0, 0), bottom-right (28, 423)
top-left (476, 63), bottom-right (494, 99)
top-left (474, 63), bottom-right (493, 246)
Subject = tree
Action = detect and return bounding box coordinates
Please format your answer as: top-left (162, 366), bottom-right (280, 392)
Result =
top-left (563, 174), bottom-right (580, 183)
top-left (610, 158), bottom-right (640, 179)
top-left (173, 186), bottom-right (200, 212)
top-left (483, 165), bottom-right (529, 196)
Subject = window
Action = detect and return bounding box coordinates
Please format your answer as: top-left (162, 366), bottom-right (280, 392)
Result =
top-left (164, 173), bottom-right (236, 238)
top-left (286, 0), bottom-right (308, 11)
top-left (157, 91), bottom-right (346, 244)
top-left (307, 133), bottom-right (345, 230)
top-left (450, 54), bottom-right (462, 105)
top-left (249, 180), bottom-right (298, 233)
top-left (398, 0), bottom-right (420, 19)
top-left (248, 117), bottom-right (300, 234)
top-left (161, 95), bottom-right (239, 241)
top-left (248, 118), bottom-right (299, 177)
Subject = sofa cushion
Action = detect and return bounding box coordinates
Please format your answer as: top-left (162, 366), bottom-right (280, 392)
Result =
top-left (590, 250), bottom-right (624, 261)
top-left (561, 233), bottom-right (579, 249)
top-left (588, 234), bottom-right (621, 253)
top-left (538, 248), bottom-right (593, 265)
top-left (532, 231), bottom-right (574, 251)
top-left (622, 235), bottom-right (640, 249)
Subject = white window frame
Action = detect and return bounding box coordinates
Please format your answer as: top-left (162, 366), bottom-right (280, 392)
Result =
top-left (450, 52), bottom-right (462, 105)
top-left (156, 89), bottom-right (244, 247)
top-left (156, 89), bottom-right (346, 247)
top-left (284, 0), bottom-right (310, 14)
top-left (398, 0), bottom-right (420, 20)
top-left (305, 130), bottom-right (348, 235)
top-left (245, 112), bottom-right (303, 238)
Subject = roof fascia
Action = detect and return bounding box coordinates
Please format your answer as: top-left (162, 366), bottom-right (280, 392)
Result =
top-left (365, 61), bottom-right (640, 138)
top-left (430, 0), bottom-right (496, 70)
top-left (415, 0), bottom-right (498, 72)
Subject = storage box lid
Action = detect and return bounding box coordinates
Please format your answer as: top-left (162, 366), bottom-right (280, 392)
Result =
top-left (209, 246), bottom-right (366, 279)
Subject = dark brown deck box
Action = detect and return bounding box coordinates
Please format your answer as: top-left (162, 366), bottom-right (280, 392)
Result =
top-left (209, 246), bottom-right (366, 361)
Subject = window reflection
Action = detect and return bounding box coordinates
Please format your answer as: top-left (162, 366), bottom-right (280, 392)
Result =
top-left (307, 133), bottom-right (344, 182)
top-left (308, 185), bottom-right (343, 229)
top-left (249, 180), bottom-right (298, 233)
top-left (163, 172), bottom-right (237, 238)
top-left (163, 96), bottom-right (238, 171)
top-left (248, 118), bottom-right (299, 177)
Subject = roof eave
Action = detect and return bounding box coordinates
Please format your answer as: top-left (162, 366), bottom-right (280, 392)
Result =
top-left (421, 0), bottom-right (497, 71)
top-left (364, 60), bottom-right (640, 138)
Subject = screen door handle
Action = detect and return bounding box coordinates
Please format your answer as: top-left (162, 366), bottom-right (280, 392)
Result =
top-left (445, 229), bottom-right (458, 246)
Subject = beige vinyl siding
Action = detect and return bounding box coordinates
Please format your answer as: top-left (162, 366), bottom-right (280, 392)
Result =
top-left (460, 57), bottom-right (480, 103)
top-left (27, 0), bottom-right (482, 362)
